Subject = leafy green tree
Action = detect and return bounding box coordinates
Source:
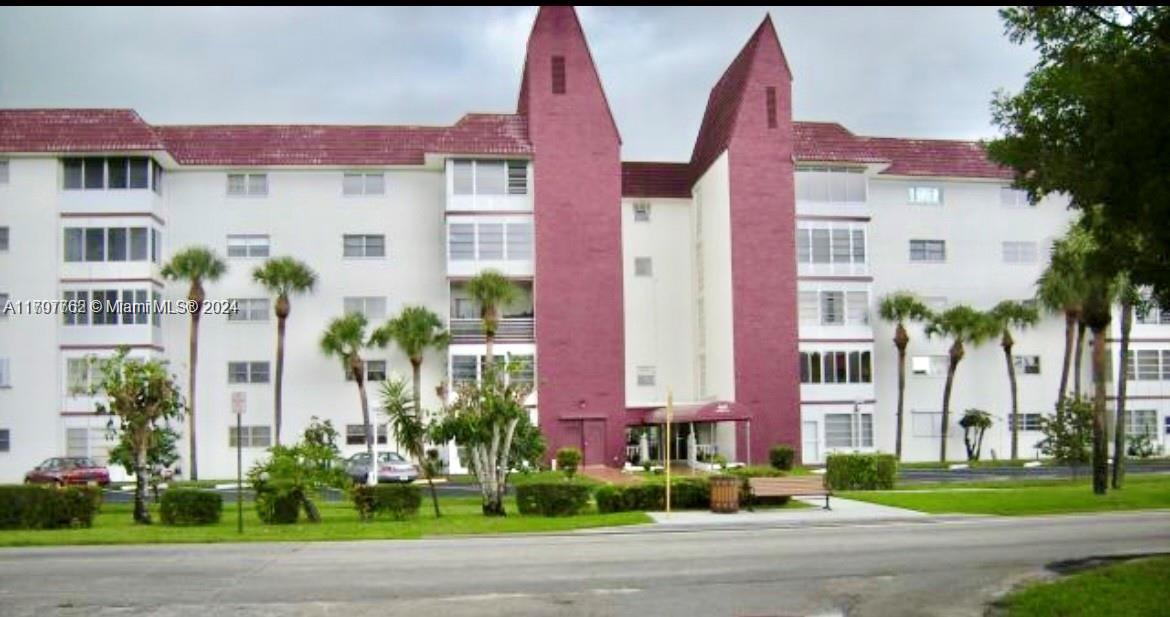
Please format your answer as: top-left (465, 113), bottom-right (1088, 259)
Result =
top-left (432, 361), bottom-right (532, 516)
top-left (466, 270), bottom-right (518, 370)
top-left (252, 257), bottom-right (317, 445)
top-left (989, 7), bottom-right (1170, 308)
top-left (1038, 396), bottom-right (1093, 478)
top-left (320, 313), bottom-right (377, 484)
top-left (988, 300), bottom-right (1040, 459)
top-left (959, 409), bottom-right (993, 462)
top-left (379, 376), bottom-right (441, 518)
top-left (1035, 244), bottom-right (1087, 406)
top-left (91, 349), bottom-right (185, 524)
top-left (161, 246), bottom-right (226, 480)
top-left (878, 292), bottom-right (933, 460)
top-left (370, 305), bottom-right (448, 420)
top-left (924, 306), bottom-right (997, 462)
top-left (247, 417), bottom-right (348, 523)
top-left (107, 424), bottom-right (180, 502)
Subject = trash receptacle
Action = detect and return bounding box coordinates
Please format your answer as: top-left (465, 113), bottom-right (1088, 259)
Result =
top-left (709, 475), bottom-right (740, 513)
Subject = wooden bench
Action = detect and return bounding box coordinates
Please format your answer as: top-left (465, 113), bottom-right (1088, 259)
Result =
top-left (747, 476), bottom-right (832, 510)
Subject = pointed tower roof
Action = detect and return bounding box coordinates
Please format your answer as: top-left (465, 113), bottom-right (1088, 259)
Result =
top-left (515, 6), bottom-right (622, 144)
top-left (689, 15), bottom-right (790, 178)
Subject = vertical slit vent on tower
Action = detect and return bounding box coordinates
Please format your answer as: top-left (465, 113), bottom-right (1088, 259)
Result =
top-left (766, 86), bottom-right (777, 128)
top-left (552, 56), bottom-right (566, 94)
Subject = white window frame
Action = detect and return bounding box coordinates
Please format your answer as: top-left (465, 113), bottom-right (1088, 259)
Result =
top-left (909, 239), bottom-right (946, 263)
top-left (633, 201), bottom-right (651, 222)
top-left (229, 425), bottom-right (273, 448)
top-left (1002, 241), bottom-right (1038, 264)
top-left (1013, 355), bottom-right (1041, 375)
top-left (1000, 187), bottom-right (1033, 208)
top-left (798, 287), bottom-right (870, 327)
top-left (226, 234), bottom-right (270, 258)
top-left (342, 234), bottom-right (386, 259)
top-left (343, 172), bottom-right (386, 196)
top-left (343, 296), bottom-right (387, 321)
top-left (908, 186), bottom-right (943, 205)
top-left (636, 366), bottom-right (656, 387)
top-left (795, 165), bottom-right (868, 203)
top-left (911, 355), bottom-right (948, 377)
top-left (1009, 413), bottom-right (1044, 432)
top-left (1126, 409), bottom-right (1157, 438)
top-left (227, 173), bottom-right (268, 197)
top-left (227, 298), bottom-right (270, 323)
top-left (228, 361), bottom-right (270, 384)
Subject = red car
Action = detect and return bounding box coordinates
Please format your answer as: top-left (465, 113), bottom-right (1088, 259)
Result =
top-left (24, 457), bottom-right (110, 487)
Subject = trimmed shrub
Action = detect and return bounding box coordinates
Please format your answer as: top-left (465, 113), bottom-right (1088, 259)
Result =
top-left (668, 477), bottom-right (710, 509)
top-left (255, 480), bottom-right (303, 524)
top-left (593, 478), bottom-right (713, 513)
top-left (0, 485), bottom-right (101, 529)
top-left (160, 488), bottom-right (222, 526)
top-left (555, 447), bottom-right (583, 479)
top-left (351, 484), bottom-right (422, 521)
top-left (516, 482), bottom-right (591, 516)
top-left (825, 453), bottom-right (897, 490)
top-left (769, 445), bottom-right (796, 471)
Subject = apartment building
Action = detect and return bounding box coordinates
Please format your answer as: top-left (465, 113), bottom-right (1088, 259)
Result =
top-left (0, 7), bottom-right (1165, 481)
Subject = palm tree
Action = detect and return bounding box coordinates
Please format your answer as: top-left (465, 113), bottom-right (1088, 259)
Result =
top-left (1112, 278), bottom-right (1140, 489)
top-left (924, 306), bottom-right (997, 462)
top-left (161, 246), bottom-right (227, 481)
top-left (370, 306), bottom-right (448, 417)
top-left (320, 313), bottom-right (376, 485)
top-left (466, 269), bottom-right (518, 371)
top-left (989, 300), bottom-right (1040, 460)
top-left (252, 257), bottom-right (317, 446)
top-left (379, 376), bottom-right (441, 518)
top-left (1036, 236), bottom-right (1089, 408)
top-left (878, 292), bottom-right (933, 461)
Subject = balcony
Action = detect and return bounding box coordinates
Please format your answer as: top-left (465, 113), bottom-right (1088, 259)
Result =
top-left (449, 318), bottom-right (534, 344)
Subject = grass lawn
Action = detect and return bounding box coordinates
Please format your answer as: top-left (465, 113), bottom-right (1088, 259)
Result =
top-left (0, 496), bottom-right (650, 548)
top-left (842, 474), bottom-right (1170, 516)
top-left (998, 556), bottom-right (1170, 617)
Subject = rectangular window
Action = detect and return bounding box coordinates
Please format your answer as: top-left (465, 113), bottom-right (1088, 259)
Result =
top-left (795, 166), bottom-right (867, 203)
top-left (511, 355), bottom-right (536, 387)
top-left (633, 202), bottom-right (651, 222)
top-left (825, 414), bottom-right (873, 448)
top-left (800, 350), bottom-right (870, 384)
top-left (636, 366), bottom-right (656, 387)
top-left (798, 291), bottom-right (818, 324)
top-left (799, 352), bottom-right (822, 384)
top-left (1127, 349), bottom-right (1161, 381)
top-left (107, 228), bottom-right (127, 262)
top-left (0, 294), bottom-right (7, 320)
top-left (228, 362), bottom-right (270, 384)
top-left (912, 355), bottom-right (948, 376)
top-left (63, 159), bottom-right (83, 189)
top-left (343, 296), bottom-right (386, 321)
top-left (474, 161), bottom-right (506, 196)
top-left (1009, 413), bottom-right (1044, 432)
top-left (227, 299), bottom-right (269, 322)
top-left (811, 229), bottom-right (831, 263)
top-left (151, 228), bottom-right (161, 263)
top-left (1000, 188), bottom-right (1032, 208)
top-left (83, 158), bottom-right (105, 189)
top-left (1013, 355), bottom-right (1041, 375)
top-left (62, 290), bottom-right (89, 326)
top-left (226, 234), bottom-right (270, 258)
top-left (343, 173), bottom-right (386, 196)
top-left (797, 224), bottom-right (866, 266)
top-left (108, 157), bottom-right (128, 189)
top-left (506, 223), bottom-right (532, 260)
top-left (85, 228), bottom-right (105, 262)
top-left (129, 228), bottom-right (148, 261)
top-left (64, 229), bottom-right (83, 262)
top-left (908, 186), bottom-right (942, 204)
top-left (448, 224), bottom-right (475, 261)
top-left (0, 160), bottom-right (8, 184)
top-left (0, 226), bottom-right (7, 252)
top-left (345, 424), bottom-right (387, 446)
top-left (912, 412), bottom-right (942, 437)
top-left (634, 257), bottom-right (653, 277)
top-left (452, 161), bottom-right (474, 195)
top-left (909, 239), bottom-right (946, 263)
top-left (1003, 241), bottom-right (1038, 264)
top-left (1126, 409), bottom-right (1157, 438)
top-left (66, 358), bottom-right (102, 395)
top-left (128, 158), bottom-right (149, 189)
top-left (152, 160), bottom-right (163, 195)
top-left (551, 55), bottom-right (566, 94)
top-left (229, 426), bottom-right (273, 448)
top-left (91, 290), bottom-right (119, 325)
top-left (796, 229), bottom-right (811, 263)
top-left (0, 429), bottom-right (9, 452)
top-left (830, 229), bottom-right (851, 264)
top-left (345, 360), bottom-right (388, 383)
top-left (820, 291), bottom-right (844, 325)
top-left (452, 355), bottom-right (478, 387)
top-left (478, 223), bottom-right (504, 259)
top-left (342, 234), bottom-right (385, 258)
top-left (227, 173), bottom-right (267, 196)
top-left (846, 291), bottom-right (869, 325)
top-left (506, 161), bottom-right (528, 195)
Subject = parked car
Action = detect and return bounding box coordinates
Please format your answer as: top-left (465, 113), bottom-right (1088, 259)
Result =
top-left (344, 452), bottom-right (419, 484)
top-left (24, 457), bottom-right (110, 487)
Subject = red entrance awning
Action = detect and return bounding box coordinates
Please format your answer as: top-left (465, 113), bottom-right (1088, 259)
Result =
top-left (644, 400), bottom-right (748, 424)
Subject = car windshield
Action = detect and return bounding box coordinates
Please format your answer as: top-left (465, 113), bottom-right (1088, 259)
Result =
top-left (66, 458), bottom-right (97, 468)
top-left (352, 452), bottom-right (407, 463)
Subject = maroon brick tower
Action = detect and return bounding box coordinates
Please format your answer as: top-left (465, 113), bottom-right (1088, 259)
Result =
top-left (518, 7), bottom-right (628, 467)
top-left (691, 16), bottom-right (802, 462)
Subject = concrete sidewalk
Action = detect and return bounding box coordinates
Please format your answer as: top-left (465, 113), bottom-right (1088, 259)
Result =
top-left (646, 496), bottom-right (929, 527)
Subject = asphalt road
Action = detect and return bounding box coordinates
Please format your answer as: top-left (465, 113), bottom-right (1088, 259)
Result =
top-left (1, 510), bottom-right (1167, 617)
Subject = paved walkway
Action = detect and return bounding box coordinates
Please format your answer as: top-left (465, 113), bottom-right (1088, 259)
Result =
top-left (646, 496), bottom-right (930, 528)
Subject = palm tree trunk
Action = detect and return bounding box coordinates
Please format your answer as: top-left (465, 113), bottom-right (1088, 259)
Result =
top-left (1090, 327), bottom-right (1108, 495)
top-left (894, 325), bottom-right (908, 461)
top-left (411, 359), bottom-right (423, 418)
top-left (354, 364), bottom-right (375, 486)
top-left (1057, 312), bottom-right (1075, 406)
top-left (939, 342), bottom-right (962, 463)
top-left (485, 334), bottom-right (495, 376)
top-left (1074, 319), bottom-right (1086, 399)
top-left (1112, 299), bottom-right (1133, 489)
top-left (274, 314), bottom-right (286, 445)
top-left (1003, 332), bottom-right (1020, 460)
top-left (187, 304), bottom-right (202, 481)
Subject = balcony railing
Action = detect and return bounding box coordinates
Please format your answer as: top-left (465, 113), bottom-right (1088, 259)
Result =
top-left (449, 318), bottom-right (534, 344)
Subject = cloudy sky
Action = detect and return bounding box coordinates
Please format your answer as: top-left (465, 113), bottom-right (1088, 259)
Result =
top-left (0, 6), bottom-right (1037, 162)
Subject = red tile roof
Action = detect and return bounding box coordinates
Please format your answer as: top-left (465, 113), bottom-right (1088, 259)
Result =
top-left (431, 114), bottom-right (531, 156)
top-left (0, 109), bottom-right (163, 152)
top-left (621, 162), bottom-right (692, 198)
top-left (865, 136), bottom-right (1010, 179)
top-left (157, 124), bottom-right (448, 166)
top-left (793, 122), bottom-right (889, 165)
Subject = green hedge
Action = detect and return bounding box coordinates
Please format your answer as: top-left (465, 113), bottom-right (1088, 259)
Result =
top-left (769, 445), bottom-right (796, 471)
top-left (594, 477), bottom-right (710, 513)
top-left (554, 447), bottom-right (583, 478)
top-left (255, 480), bottom-right (303, 524)
top-left (0, 485), bottom-right (101, 529)
top-left (351, 484), bottom-right (422, 521)
top-left (516, 481), bottom-right (591, 516)
top-left (160, 488), bottom-right (222, 526)
top-left (825, 453), bottom-right (897, 490)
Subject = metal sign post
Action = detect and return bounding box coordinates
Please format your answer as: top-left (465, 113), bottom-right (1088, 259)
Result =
top-left (231, 392), bottom-right (246, 534)
top-left (665, 389), bottom-right (672, 516)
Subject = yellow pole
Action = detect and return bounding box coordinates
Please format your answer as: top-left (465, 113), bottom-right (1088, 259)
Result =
top-left (665, 389), bottom-right (672, 515)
